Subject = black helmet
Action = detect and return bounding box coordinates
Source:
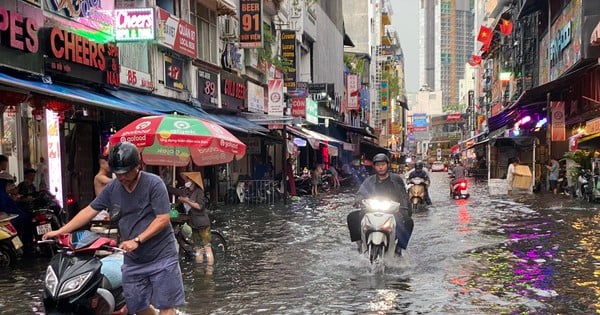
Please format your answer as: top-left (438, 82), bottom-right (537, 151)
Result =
top-left (108, 142), bottom-right (140, 174)
top-left (415, 161), bottom-right (424, 170)
top-left (372, 153), bottom-right (390, 164)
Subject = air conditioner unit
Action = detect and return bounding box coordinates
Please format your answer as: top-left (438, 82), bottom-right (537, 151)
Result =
top-left (223, 17), bottom-right (236, 38)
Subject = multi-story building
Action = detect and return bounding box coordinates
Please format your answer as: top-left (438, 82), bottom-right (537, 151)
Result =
top-left (420, 0), bottom-right (474, 109)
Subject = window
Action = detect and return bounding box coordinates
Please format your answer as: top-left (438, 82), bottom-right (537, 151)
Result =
top-left (118, 42), bottom-right (149, 73)
top-left (157, 0), bottom-right (181, 15)
top-left (191, 1), bottom-right (218, 64)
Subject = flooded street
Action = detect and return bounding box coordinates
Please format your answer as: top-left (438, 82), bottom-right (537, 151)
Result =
top-left (1, 172), bottom-right (599, 314)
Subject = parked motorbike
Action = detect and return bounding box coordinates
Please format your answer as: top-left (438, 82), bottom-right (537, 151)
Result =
top-left (294, 175), bottom-right (312, 196)
top-left (42, 230), bottom-right (128, 314)
top-left (0, 213), bottom-right (23, 267)
top-left (577, 169), bottom-right (594, 202)
top-left (359, 199), bottom-right (402, 265)
top-left (450, 178), bottom-right (470, 199)
top-left (406, 177), bottom-right (428, 211)
top-left (30, 208), bottom-right (63, 256)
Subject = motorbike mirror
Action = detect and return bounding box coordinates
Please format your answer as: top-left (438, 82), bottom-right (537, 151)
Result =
top-left (109, 205), bottom-right (122, 222)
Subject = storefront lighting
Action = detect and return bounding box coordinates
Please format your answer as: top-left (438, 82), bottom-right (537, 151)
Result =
top-left (518, 116), bottom-right (531, 125)
top-left (535, 118), bottom-right (547, 128)
top-left (499, 72), bottom-right (512, 82)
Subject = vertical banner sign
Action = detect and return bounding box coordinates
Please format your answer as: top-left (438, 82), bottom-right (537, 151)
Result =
top-left (291, 98), bottom-right (306, 117)
top-left (347, 74), bottom-right (359, 110)
top-left (239, 0), bottom-right (263, 48)
top-left (280, 30), bottom-right (297, 88)
top-left (268, 79), bottom-right (284, 116)
top-left (380, 81), bottom-right (389, 112)
top-left (46, 109), bottom-right (63, 207)
top-left (551, 101), bottom-right (566, 141)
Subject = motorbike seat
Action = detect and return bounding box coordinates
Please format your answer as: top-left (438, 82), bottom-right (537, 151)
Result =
top-left (100, 253), bottom-right (124, 290)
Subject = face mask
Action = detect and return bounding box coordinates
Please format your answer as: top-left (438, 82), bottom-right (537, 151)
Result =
top-left (185, 181), bottom-right (193, 188)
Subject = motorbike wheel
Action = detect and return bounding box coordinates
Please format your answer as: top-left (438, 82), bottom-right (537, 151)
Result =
top-left (210, 230), bottom-right (227, 261)
top-left (411, 202), bottom-right (419, 212)
top-left (0, 245), bottom-right (15, 267)
top-left (369, 244), bottom-right (384, 264)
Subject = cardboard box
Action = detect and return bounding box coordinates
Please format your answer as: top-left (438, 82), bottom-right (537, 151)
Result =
top-left (513, 165), bottom-right (532, 189)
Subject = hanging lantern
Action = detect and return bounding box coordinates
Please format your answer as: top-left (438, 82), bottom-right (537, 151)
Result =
top-left (32, 108), bottom-right (44, 121)
top-left (0, 90), bottom-right (28, 106)
top-left (46, 100), bottom-right (72, 113)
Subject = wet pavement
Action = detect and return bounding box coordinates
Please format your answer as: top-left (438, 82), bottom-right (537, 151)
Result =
top-left (1, 172), bottom-right (599, 314)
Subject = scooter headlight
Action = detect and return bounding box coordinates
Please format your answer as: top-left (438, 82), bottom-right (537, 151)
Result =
top-left (45, 266), bottom-right (59, 297)
top-left (364, 199), bottom-right (393, 211)
top-left (58, 271), bottom-right (93, 297)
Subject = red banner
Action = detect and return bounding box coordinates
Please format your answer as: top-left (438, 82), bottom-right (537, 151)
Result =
top-left (551, 101), bottom-right (566, 141)
top-left (155, 7), bottom-right (197, 58)
top-left (291, 98), bottom-right (306, 117)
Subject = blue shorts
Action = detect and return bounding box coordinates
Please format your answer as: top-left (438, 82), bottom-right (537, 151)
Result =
top-left (121, 256), bottom-right (186, 313)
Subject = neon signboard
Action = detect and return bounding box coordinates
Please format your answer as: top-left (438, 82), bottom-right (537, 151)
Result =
top-left (114, 8), bottom-right (154, 41)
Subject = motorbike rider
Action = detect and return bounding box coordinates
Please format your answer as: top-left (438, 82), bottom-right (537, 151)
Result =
top-left (347, 153), bottom-right (413, 256)
top-left (407, 161), bottom-right (432, 205)
top-left (450, 162), bottom-right (466, 185)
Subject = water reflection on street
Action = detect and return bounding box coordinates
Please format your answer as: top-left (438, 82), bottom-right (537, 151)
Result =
top-left (0, 172), bottom-right (599, 314)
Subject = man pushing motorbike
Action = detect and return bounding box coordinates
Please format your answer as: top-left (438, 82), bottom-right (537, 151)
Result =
top-left (347, 153), bottom-right (413, 256)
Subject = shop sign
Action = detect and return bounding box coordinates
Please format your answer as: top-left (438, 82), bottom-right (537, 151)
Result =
top-left (247, 81), bottom-right (265, 113)
top-left (0, 3), bottom-right (43, 73)
top-left (280, 30), bottom-right (296, 88)
top-left (196, 69), bottom-right (218, 107)
top-left (44, 0), bottom-right (114, 37)
top-left (291, 97), bottom-right (306, 117)
top-left (220, 71), bottom-right (245, 111)
top-left (120, 65), bottom-right (154, 90)
top-left (156, 7), bottom-right (197, 58)
top-left (243, 137), bottom-right (261, 155)
top-left (114, 8), bottom-right (154, 41)
top-left (306, 98), bottom-right (318, 124)
top-left (43, 27), bottom-right (120, 88)
top-left (267, 79), bottom-right (283, 116)
top-left (239, 0), bottom-right (262, 49)
top-left (164, 55), bottom-right (185, 90)
top-left (585, 117), bottom-right (600, 135)
top-left (446, 113), bottom-right (461, 120)
top-left (539, 0), bottom-right (582, 84)
top-left (347, 74), bottom-right (359, 110)
top-left (287, 81), bottom-right (308, 98)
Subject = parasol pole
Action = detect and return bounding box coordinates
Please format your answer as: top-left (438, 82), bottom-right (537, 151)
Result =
top-left (171, 112), bottom-right (177, 204)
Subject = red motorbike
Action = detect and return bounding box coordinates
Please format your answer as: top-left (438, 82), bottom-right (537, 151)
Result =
top-left (450, 178), bottom-right (470, 199)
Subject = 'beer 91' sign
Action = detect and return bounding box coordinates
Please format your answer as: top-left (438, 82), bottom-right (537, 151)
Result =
top-left (239, 0), bottom-right (263, 48)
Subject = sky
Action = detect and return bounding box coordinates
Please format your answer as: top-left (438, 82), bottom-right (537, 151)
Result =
top-left (390, 0), bottom-right (420, 93)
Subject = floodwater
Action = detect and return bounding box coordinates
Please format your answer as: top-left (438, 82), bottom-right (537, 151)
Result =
top-left (1, 172), bottom-right (599, 314)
